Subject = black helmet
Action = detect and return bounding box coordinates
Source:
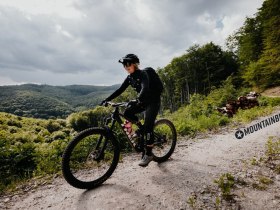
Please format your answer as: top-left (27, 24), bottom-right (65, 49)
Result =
top-left (118, 54), bottom-right (140, 65)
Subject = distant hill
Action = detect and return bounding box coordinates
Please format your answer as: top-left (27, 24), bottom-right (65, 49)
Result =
top-left (0, 84), bottom-right (119, 119)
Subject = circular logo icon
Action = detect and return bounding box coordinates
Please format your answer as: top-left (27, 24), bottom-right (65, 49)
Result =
top-left (235, 130), bottom-right (244, 139)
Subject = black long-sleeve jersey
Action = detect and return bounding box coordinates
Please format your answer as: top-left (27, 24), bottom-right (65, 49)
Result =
top-left (106, 69), bottom-right (162, 104)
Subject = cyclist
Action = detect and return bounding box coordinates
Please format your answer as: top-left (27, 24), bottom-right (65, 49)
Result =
top-left (101, 54), bottom-right (163, 167)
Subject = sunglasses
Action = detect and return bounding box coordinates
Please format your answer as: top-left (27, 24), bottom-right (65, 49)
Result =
top-left (118, 59), bottom-right (134, 67)
top-left (123, 62), bottom-right (133, 68)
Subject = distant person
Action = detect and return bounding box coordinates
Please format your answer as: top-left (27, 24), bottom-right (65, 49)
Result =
top-left (101, 54), bottom-right (163, 167)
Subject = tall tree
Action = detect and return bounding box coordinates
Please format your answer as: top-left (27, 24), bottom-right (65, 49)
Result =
top-left (257, 0), bottom-right (280, 87)
top-left (228, 0), bottom-right (280, 89)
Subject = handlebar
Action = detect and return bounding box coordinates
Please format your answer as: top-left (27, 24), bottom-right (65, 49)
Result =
top-left (101, 101), bottom-right (129, 107)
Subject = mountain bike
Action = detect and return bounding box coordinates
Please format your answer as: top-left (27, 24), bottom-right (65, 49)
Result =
top-left (62, 101), bottom-right (177, 189)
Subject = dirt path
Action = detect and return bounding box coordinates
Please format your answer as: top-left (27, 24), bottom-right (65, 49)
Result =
top-left (2, 110), bottom-right (280, 210)
top-left (261, 86), bottom-right (280, 97)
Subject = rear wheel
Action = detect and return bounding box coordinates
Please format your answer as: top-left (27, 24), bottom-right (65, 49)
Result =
top-left (62, 128), bottom-right (120, 189)
top-left (152, 119), bottom-right (177, 163)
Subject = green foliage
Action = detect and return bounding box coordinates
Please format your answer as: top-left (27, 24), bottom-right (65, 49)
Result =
top-left (51, 131), bottom-right (67, 141)
top-left (0, 112), bottom-right (71, 193)
top-left (214, 173), bottom-right (235, 199)
top-left (265, 136), bottom-right (280, 160)
top-left (228, 0), bottom-right (280, 89)
top-left (187, 194), bottom-right (197, 208)
top-left (167, 94), bottom-right (231, 136)
top-left (233, 105), bottom-right (275, 123)
top-left (227, 94), bottom-right (280, 124)
top-left (205, 76), bottom-right (238, 107)
top-left (229, 17), bottom-right (262, 65)
top-left (7, 119), bottom-right (22, 128)
top-left (0, 138), bottom-right (36, 192)
top-left (158, 42), bottom-right (239, 111)
top-left (249, 136), bottom-right (280, 191)
top-left (165, 80), bottom-right (235, 136)
top-left (258, 96), bottom-right (280, 107)
top-left (67, 106), bottom-right (111, 131)
top-left (46, 120), bottom-right (61, 133)
top-left (34, 140), bottom-right (69, 175)
top-left (165, 77), bottom-right (280, 137)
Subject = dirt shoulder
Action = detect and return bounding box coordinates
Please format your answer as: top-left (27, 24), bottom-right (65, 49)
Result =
top-left (261, 86), bottom-right (280, 97)
top-left (1, 109), bottom-right (280, 210)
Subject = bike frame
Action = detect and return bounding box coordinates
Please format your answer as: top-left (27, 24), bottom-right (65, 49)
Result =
top-left (95, 103), bottom-right (142, 157)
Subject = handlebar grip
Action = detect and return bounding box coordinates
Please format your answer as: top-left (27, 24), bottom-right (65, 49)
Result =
top-left (100, 101), bottom-right (128, 107)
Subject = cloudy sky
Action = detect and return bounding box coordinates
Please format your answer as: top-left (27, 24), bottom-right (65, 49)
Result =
top-left (0, 0), bottom-right (263, 86)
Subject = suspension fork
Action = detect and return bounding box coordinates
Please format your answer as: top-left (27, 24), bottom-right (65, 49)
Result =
top-left (94, 116), bottom-right (119, 160)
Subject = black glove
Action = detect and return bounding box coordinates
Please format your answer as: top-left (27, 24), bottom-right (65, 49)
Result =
top-left (100, 99), bottom-right (108, 106)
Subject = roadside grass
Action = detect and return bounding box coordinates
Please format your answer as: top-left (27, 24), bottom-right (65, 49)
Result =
top-left (166, 95), bottom-right (280, 137)
top-left (187, 136), bottom-right (280, 209)
top-left (215, 136), bottom-right (279, 205)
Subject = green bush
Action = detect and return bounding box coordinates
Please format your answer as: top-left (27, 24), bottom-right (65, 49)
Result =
top-left (214, 173), bottom-right (235, 199)
top-left (174, 119), bottom-right (198, 136)
top-left (206, 76), bottom-right (239, 107)
top-left (0, 140), bottom-right (36, 191)
top-left (67, 106), bottom-right (110, 131)
top-left (38, 129), bottom-right (51, 137)
top-left (233, 106), bottom-right (275, 123)
top-left (7, 119), bottom-right (22, 128)
top-left (167, 93), bottom-right (232, 136)
top-left (46, 120), bottom-right (61, 133)
top-left (0, 113), bottom-right (71, 193)
top-left (166, 81), bottom-right (280, 137)
top-left (51, 131), bottom-right (67, 141)
top-left (12, 132), bottom-right (35, 144)
top-left (34, 140), bottom-right (68, 175)
top-left (9, 127), bottom-right (18, 134)
top-left (265, 136), bottom-right (280, 160)
top-left (259, 96), bottom-right (280, 107)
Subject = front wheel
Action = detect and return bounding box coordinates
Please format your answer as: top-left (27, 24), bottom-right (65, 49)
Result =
top-left (62, 127), bottom-right (120, 189)
top-left (152, 119), bottom-right (177, 163)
